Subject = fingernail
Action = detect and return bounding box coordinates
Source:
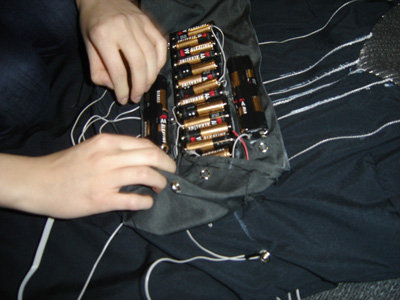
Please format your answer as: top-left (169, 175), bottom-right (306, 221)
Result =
top-left (120, 97), bottom-right (128, 105)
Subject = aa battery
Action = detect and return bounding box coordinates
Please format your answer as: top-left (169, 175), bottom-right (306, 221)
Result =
top-left (176, 70), bottom-right (219, 89)
top-left (170, 23), bottom-right (213, 43)
top-left (182, 122), bottom-right (230, 143)
top-left (179, 97), bottom-right (226, 120)
top-left (172, 32), bottom-right (214, 50)
top-left (173, 50), bottom-right (218, 68)
top-left (143, 76), bottom-right (169, 152)
top-left (173, 41), bottom-right (215, 60)
top-left (183, 111), bottom-right (229, 131)
top-left (175, 60), bottom-right (219, 79)
top-left (176, 78), bottom-right (220, 99)
top-left (202, 148), bottom-right (232, 157)
top-left (176, 89), bottom-right (221, 106)
top-left (185, 135), bottom-right (234, 154)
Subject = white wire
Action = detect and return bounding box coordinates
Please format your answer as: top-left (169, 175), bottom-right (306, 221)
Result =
top-left (259, 0), bottom-right (359, 46)
top-left (263, 33), bottom-right (372, 86)
top-left (275, 289), bottom-right (302, 300)
top-left (73, 91), bottom-right (141, 144)
top-left (172, 106), bottom-right (184, 158)
top-left (144, 229), bottom-right (260, 300)
top-left (277, 78), bottom-right (392, 121)
top-left (77, 223), bottom-right (124, 300)
top-left (232, 133), bottom-right (251, 158)
top-left (78, 101), bottom-right (116, 143)
top-left (98, 116), bottom-right (141, 134)
top-left (211, 25), bottom-right (228, 87)
top-left (144, 255), bottom-right (246, 300)
top-left (70, 89), bottom-right (108, 146)
top-left (18, 217), bottom-right (55, 300)
top-left (289, 119), bottom-right (400, 161)
top-left (186, 230), bottom-right (236, 259)
top-left (268, 59), bottom-right (359, 97)
top-left (273, 79), bottom-right (341, 106)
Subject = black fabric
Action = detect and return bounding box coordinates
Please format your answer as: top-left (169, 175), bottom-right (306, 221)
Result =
top-left (1, 1), bottom-right (400, 300)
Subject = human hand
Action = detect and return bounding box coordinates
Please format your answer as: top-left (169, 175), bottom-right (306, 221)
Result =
top-left (77, 0), bottom-right (167, 104)
top-left (0, 134), bottom-right (176, 218)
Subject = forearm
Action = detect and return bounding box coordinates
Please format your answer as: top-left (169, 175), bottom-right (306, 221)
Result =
top-left (0, 135), bottom-right (175, 219)
top-left (0, 154), bottom-right (45, 214)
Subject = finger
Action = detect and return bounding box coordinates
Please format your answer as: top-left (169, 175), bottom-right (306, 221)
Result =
top-left (111, 166), bottom-right (169, 193)
top-left (86, 43), bottom-right (114, 89)
top-left (107, 192), bottom-right (154, 211)
top-left (108, 147), bottom-right (176, 173)
top-left (144, 23), bottom-right (168, 72)
top-left (91, 36), bottom-right (131, 104)
top-left (119, 29), bottom-right (152, 102)
top-left (89, 134), bottom-right (161, 152)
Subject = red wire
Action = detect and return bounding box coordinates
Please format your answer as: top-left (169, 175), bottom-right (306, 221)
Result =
top-left (232, 130), bottom-right (250, 160)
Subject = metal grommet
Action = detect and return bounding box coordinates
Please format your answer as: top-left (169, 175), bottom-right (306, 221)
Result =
top-left (171, 181), bottom-right (181, 194)
top-left (200, 169), bottom-right (211, 180)
top-left (258, 142), bottom-right (269, 153)
top-left (259, 250), bottom-right (271, 263)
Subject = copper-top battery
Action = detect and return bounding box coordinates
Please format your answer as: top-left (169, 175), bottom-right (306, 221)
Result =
top-left (175, 60), bottom-right (219, 79)
top-left (176, 89), bottom-right (220, 107)
top-left (174, 50), bottom-right (218, 68)
top-left (176, 79), bottom-right (220, 99)
top-left (179, 97), bottom-right (226, 120)
top-left (182, 122), bottom-right (230, 143)
top-left (176, 70), bottom-right (219, 89)
top-left (183, 111), bottom-right (229, 131)
top-left (174, 41), bottom-right (215, 60)
top-left (185, 135), bottom-right (234, 153)
top-left (202, 148), bottom-right (232, 157)
top-left (170, 23), bottom-right (213, 43)
top-left (173, 32), bottom-right (213, 50)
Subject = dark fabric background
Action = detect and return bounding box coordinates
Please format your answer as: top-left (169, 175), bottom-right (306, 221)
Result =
top-left (0, 0), bottom-right (399, 300)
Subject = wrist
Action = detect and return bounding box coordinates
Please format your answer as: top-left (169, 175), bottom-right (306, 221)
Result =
top-left (0, 154), bottom-right (49, 216)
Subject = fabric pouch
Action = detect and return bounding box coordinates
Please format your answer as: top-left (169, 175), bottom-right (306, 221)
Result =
top-left (89, 0), bottom-right (290, 235)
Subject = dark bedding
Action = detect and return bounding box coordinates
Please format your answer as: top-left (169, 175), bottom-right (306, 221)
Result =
top-left (1, 0), bottom-right (399, 299)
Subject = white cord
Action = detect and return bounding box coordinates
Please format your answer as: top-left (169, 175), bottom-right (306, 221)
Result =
top-left (263, 33), bottom-right (372, 86)
top-left (211, 25), bottom-right (228, 87)
top-left (275, 289), bottom-right (302, 300)
top-left (71, 89), bottom-right (108, 146)
top-left (172, 106), bottom-right (184, 158)
top-left (232, 133), bottom-right (251, 158)
top-left (78, 101), bottom-right (116, 143)
top-left (77, 223), bottom-right (124, 300)
top-left (277, 78), bottom-right (392, 121)
top-left (98, 104), bottom-right (141, 133)
top-left (144, 229), bottom-right (259, 300)
top-left (268, 59), bottom-right (359, 97)
top-left (144, 255), bottom-right (246, 300)
top-left (71, 89), bottom-right (142, 145)
top-left (259, 0), bottom-right (359, 46)
top-left (289, 119), bottom-right (400, 161)
top-left (18, 217), bottom-right (55, 300)
top-left (273, 78), bottom-right (342, 106)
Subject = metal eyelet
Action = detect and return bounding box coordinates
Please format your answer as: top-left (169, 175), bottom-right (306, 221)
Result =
top-left (258, 142), bottom-right (269, 153)
top-left (200, 169), bottom-right (211, 180)
top-left (171, 181), bottom-right (181, 194)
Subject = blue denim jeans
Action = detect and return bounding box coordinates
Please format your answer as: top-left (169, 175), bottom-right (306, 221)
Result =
top-left (0, 0), bottom-right (79, 143)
